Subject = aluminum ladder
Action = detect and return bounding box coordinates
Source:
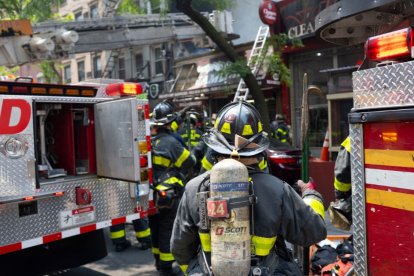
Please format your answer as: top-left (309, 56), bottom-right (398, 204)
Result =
top-left (233, 25), bottom-right (270, 102)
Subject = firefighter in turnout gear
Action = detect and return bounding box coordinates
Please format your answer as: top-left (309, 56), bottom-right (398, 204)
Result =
top-left (171, 101), bottom-right (327, 275)
top-left (270, 114), bottom-right (290, 144)
top-left (329, 136), bottom-right (352, 230)
top-left (150, 101), bottom-right (196, 275)
top-left (109, 218), bottom-right (151, 252)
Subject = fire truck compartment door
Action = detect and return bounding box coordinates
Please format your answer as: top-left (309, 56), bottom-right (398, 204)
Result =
top-left (94, 97), bottom-right (140, 182)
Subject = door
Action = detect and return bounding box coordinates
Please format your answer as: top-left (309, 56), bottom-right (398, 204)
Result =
top-left (94, 97), bottom-right (140, 182)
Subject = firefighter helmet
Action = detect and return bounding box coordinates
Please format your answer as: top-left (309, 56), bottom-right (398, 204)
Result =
top-left (203, 101), bottom-right (269, 157)
top-left (151, 100), bottom-right (177, 126)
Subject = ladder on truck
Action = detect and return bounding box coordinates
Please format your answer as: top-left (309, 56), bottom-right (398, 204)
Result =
top-left (233, 25), bottom-right (270, 102)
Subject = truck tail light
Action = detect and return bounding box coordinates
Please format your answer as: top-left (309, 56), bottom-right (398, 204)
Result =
top-left (106, 83), bottom-right (143, 96)
top-left (140, 155), bottom-right (148, 167)
top-left (366, 27), bottom-right (413, 61)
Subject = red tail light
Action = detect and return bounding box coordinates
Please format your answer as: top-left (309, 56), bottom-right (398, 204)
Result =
top-left (106, 82), bottom-right (143, 96)
top-left (366, 27), bottom-right (413, 61)
top-left (268, 154), bottom-right (298, 165)
top-left (140, 155), bottom-right (148, 167)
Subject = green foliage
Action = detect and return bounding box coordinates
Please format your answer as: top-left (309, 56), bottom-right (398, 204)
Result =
top-left (216, 59), bottom-right (250, 78)
top-left (0, 66), bottom-right (19, 78)
top-left (40, 61), bottom-right (61, 83)
top-left (117, 0), bottom-right (145, 15)
top-left (0, 0), bottom-right (55, 22)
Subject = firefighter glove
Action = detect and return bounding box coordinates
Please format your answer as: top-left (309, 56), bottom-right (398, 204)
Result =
top-left (297, 178), bottom-right (316, 194)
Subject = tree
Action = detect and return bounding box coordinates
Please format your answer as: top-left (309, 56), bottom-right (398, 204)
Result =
top-left (175, 0), bottom-right (272, 131)
top-left (0, 0), bottom-right (55, 22)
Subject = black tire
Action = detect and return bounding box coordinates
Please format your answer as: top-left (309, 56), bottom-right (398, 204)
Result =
top-left (0, 229), bottom-right (107, 275)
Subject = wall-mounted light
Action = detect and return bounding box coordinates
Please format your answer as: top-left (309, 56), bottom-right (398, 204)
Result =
top-left (316, 52), bottom-right (322, 57)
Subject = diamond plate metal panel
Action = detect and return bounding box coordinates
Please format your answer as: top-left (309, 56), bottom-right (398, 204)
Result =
top-left (350, 124), bottom-right (367, 276)
top-left (0, 134), bottom-right (36, 197)
top-left (0, 177), bottom-right (146, 245)
top-left (353, 60), bottom-right (414, 109)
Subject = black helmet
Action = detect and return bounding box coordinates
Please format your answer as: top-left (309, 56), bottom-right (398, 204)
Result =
top-left (203, 101), bottom-right (269, 157)
top-left (151, 100), bottom-right (177, 125)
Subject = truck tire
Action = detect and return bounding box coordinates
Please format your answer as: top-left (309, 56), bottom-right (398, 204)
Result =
top-left (0, 229), bottom-right (107, 275)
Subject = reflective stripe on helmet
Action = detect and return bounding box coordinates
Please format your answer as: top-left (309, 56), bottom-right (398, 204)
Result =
top-left (242, 124), bottom-right (253, 135)
top-left (221, 122), bottom-right (231, 134)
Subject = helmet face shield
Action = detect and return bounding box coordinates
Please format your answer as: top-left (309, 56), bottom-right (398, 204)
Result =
top-left (203, 101), bottom-right (269, 156)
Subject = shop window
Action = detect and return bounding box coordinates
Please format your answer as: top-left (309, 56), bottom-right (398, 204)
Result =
top-left (118, 57), bottom-right (126, 80)
top-left (64, 64), bottom-right (71, 84)
top-left (328, 96), bottom-right (353, 149)
top-left (77, 60), bottom-right (85, 81)
top-left (291, 49), bottom-right (332, 150)
top-left (93, 55), bottom-right (102, 78)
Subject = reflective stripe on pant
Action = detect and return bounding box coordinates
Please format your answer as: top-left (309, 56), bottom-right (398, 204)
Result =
top-left (109, 223), bottom-right (126, 244)
top-left (148, 199), bottom-right (179, 270)
top-left (133, 218), bottom-right (151, 243)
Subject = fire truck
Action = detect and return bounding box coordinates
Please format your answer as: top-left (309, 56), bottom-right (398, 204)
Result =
top-left (347, 27), bottom-right (414, 275)
top-left (0, 78), bottom-right (154, 274)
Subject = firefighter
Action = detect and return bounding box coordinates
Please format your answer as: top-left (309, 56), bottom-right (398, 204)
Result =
top-left (329, 136), bottom-right (352, 230)
top-left (334, 136), bottom-right (351, 199)
top-left (177, 113), bottom-right (204, 149)
top-left (150, 101), bottom-right (196, 275)
top-left (270, 114), bottom-right (290, 144)
top-left (171, 101), bottom-right (327, 275)
top-left (109, 218), bottom-right (151, 252)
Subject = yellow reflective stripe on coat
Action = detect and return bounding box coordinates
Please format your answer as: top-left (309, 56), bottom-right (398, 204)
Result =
top-left (303, 198), bottom-right (325, 218)
top-left (199, 232), bottom-right (211, 252)
top-left (251, 236), bottom-right (277, 256)
top-left (153, 155), bottom-right (171, 167)
top-left (110, 229), bottom-right (125, 239)
top-left (136, 228), bottom-right (151, 238)
top-left (171, 121), bottom-right (179, 132)
top-left (341, 137), bottom-right (351, 152)
top-left (180, 264), bottom-right (189, 274)
top-left (152, 247), bottom-right (160, 255)
top-left (277, 128), bottom-right (287, 135)
top-left (202, 156), bottom-right (213, 171)
top-left (160, 252), bottom-right (175, 261)
top-left (334, 177), bottom-right (351, 192)
top-left (175, 149), bottom-right (190, 168)
top-left (259, 159), bottom-right (267, 171)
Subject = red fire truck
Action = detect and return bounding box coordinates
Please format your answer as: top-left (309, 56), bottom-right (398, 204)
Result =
top-left (349, 27), bottom-right (414, 275)
top-left (0, 79), bottom-right (154, 274)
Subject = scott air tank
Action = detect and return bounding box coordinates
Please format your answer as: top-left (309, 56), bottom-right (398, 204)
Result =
top-left (209, 158), bottom-right (250, 276)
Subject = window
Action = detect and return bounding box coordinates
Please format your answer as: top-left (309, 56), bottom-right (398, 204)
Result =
top-left (75, 11), bottom-right (83, 21)
top-left (77, 60), bottom-right (85, 81)
top-left (90, 4), bottom-right (99, 19)
top-left (93, 55), bottom-right (102, 78)
top-left (118, 57), bottom-right (126, 80)
top-left (154, 47), bottom-right (164, 75)
top-left (64, 65), bottom-right (71, 83)
top-left (135, 53), bottom-right (144, 76)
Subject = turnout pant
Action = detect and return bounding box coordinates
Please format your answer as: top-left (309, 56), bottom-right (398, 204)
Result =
top-left (109, 218), bottom-right (151, 244)
top-left (149, 199), bottom-right (179, 270)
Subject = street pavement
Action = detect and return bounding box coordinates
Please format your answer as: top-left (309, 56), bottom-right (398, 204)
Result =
top-left (49, 212), bottom-right (349, 276)
top-left (50, 225), bottom-right (158, 276)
